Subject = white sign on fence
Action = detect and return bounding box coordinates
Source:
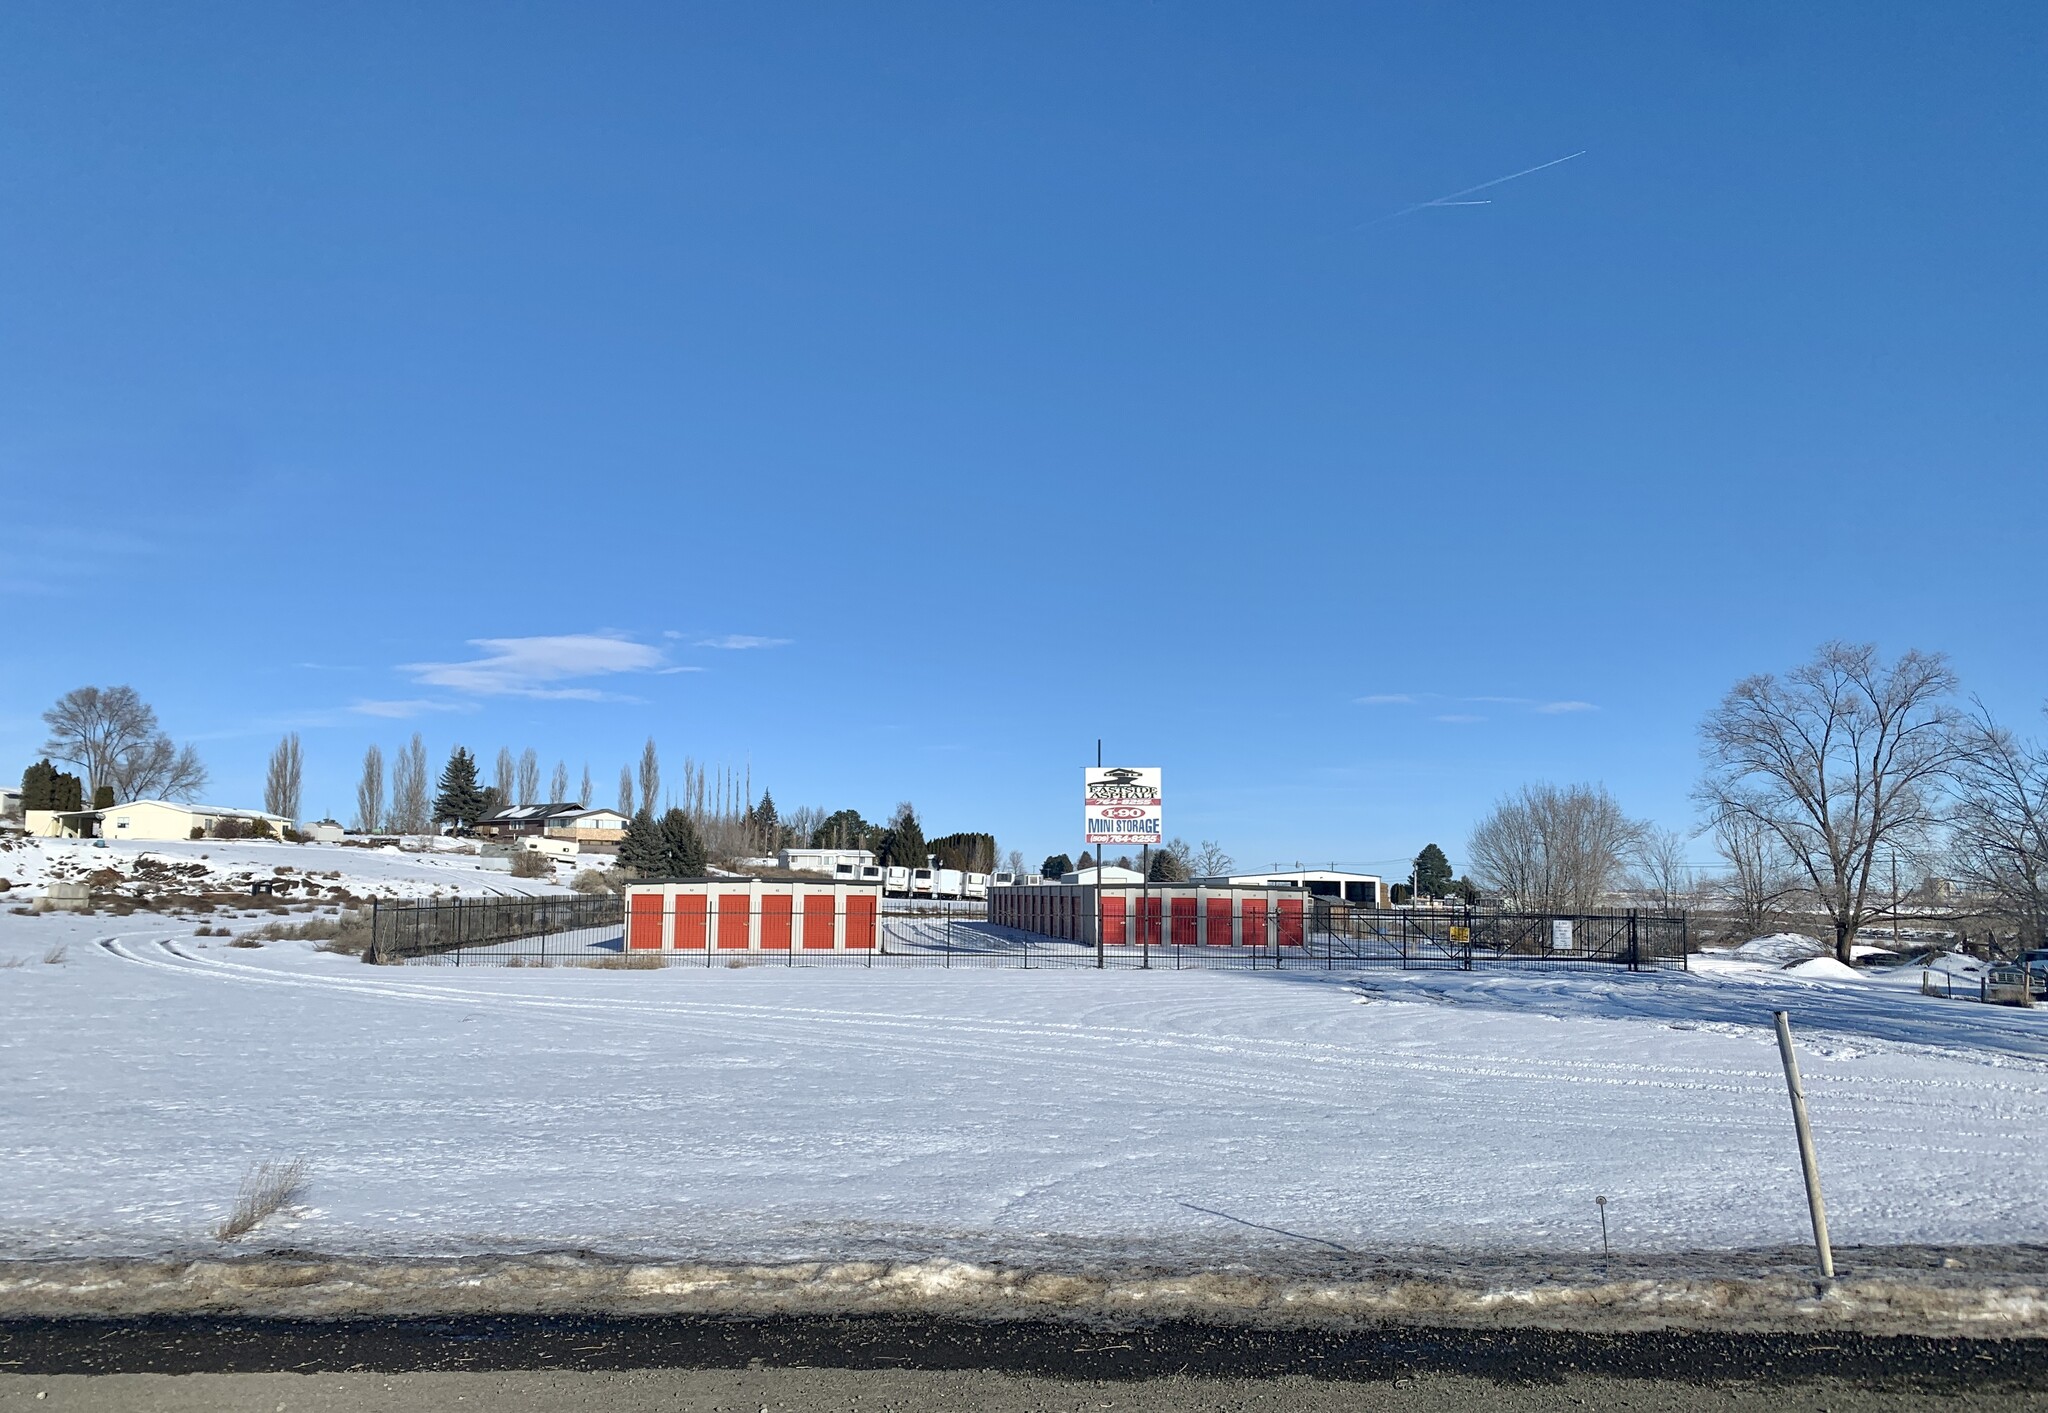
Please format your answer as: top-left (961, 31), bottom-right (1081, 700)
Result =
top-left (1551, 919), bottom-right (1575, 951)
top-left (1084, 766), bottom-right (1162, 846)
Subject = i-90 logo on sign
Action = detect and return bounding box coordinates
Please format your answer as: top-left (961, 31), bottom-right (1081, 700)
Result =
top-left (1085, 767), bottom-right (1162, 845)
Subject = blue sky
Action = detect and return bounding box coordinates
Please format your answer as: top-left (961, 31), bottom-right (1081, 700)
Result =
top-left (3, 2), bottom-right (2044, 875)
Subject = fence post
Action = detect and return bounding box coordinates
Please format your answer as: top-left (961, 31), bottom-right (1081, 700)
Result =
top-left (1628, 910), bottom-right (1639, 973)
top-left (1772, 1010), bottom-right (1836, 1282)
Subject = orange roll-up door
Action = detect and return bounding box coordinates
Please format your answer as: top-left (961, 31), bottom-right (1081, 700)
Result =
top-left (845, 893), bottom-right (877, 949)
top-left (761, 894), bottom-right (792, 950)
top-left (1171, 896), bottom-right (1198, 946)
top-left (673, 892), bottom-right (708, 949)
top-left (628, 892), bottom-right (665, 950)
top-left (1278, 898), bottom-right (1305, 947)
top-left (1239, 897), bottom-right (1266, 949)
top-left (717, 893), bottom-right (752, 949)
top-left (1207, 896), bottom-right (1234, 945)
top-left (803, 893), bottom-right (836, 948)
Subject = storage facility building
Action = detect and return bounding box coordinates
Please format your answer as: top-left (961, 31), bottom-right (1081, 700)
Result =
top-left (989, 880), bottom-right (1310, 948)
top-left (622, 876), bottom-right (883, 952)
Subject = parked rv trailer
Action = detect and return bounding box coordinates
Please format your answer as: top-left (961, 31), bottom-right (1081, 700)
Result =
top-left (883, 865), bottom-right (912, 897)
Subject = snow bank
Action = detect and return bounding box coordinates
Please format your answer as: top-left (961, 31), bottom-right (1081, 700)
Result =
top-left (1733, 934), bottom-right (1827, 965)
top-left (1785, 957), bottom-right (1865, 982)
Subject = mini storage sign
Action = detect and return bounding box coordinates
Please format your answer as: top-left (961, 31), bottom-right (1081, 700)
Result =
top-left (1085, 767), bottom-right (1162, 846)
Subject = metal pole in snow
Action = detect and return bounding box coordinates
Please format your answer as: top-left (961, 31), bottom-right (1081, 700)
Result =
top-left (1772, 1010), bottom-right (1835, 1281)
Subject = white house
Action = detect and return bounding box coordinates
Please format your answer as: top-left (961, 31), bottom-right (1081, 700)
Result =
top-left (96, 800), bottom-right (295, 842)
top-left (778, 847), bottom-right (878, 875)
top-left (545, 807), bottom-right (632, 841)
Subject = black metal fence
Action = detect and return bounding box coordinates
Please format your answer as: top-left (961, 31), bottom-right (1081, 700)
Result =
top-left (370, 895), bottom-right (1687, 972)
top-left (368, 895), bottom-right (625, 965)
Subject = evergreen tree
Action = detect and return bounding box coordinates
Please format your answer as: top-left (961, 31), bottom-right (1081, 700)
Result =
top-left (1040, 852), bottom-right (1073, 879)
top-left (658, 808), bottom-right (708, 877)
top-left (21, 760), bottom-right (56, 811)
top-left (752, 790), bottom-right (780, 840)
top-left (1413, 843), bottom-right (1454, 898)
top-left (1148, 847), bottom-right (1189, 882)
top-left (432, 747), bottom-right (487, 829)
top-left (92, 784), bottom-right (114, 810)
top-left (617, 809), bottom-right (663, 877)
top-left (56, 771), bottom-right (82, 812)
top-left (880, 803), bottom-right (926, 868)
top-left (1076, 850), bottom-right (1095, 871)
top-left (811, 808), bottom-right (873, 850)
top-left (929, 831), bottom-right (998, 872)
top-left (476, 786), bottom-right (505, 820)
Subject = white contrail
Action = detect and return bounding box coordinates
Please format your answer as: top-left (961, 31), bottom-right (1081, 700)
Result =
top-left (1357, 150), bottom-right (1586, 229)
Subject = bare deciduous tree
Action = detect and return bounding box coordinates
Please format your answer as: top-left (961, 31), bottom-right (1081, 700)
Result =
top-left (1712, 814), bottom-right (1798, 941)
top-left (548, 760), bottom-right (567, 806)
top-left (494, 747), bottom-right (515, 803)
top-left (263, 734), bottom-right (303, 822)
top-left (41, 685), bottom-right (208, 803)
top-left (355, 745), bottom-right (385, 834)
top-left (516, 748), bottom-right (540, 806)
top-left (638, 737), bottom-right (661, 817)
top-left (1467, 782), bottom-right (1645, 914)
top-left (1005, 848), bottom-right (1025, 877)
top-left (617, 765), bottom-right (635, 816)
top-left (1698, 642), bottom-right (1962, 962)
top-left (1950, 704), bottom-right (2048, 949)
top-left (579, 763), bottom-right (593, 809)
top-left (1629, 827), bottom-right (1697, 912)
top-left (389, 733), bottom-right (430, 834)
top-left (1192, 840), bottom-right (1236, 878)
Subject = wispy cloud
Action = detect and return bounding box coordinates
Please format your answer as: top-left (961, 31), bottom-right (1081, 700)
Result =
top-left (399, 632), bottom-right (676, 701)
top-left (1354, 691), bottom-right (1598, 718)
top-left (349, 698), bottom-right (476, 719)
top-left (693, 634), bottom-right (792, 650)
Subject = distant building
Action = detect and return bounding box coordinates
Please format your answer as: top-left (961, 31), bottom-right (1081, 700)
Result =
top-left (68, 800), bottom-right (295, 842)
top-left (779, 847), bottom-right (877, 875)
top-left (1195, 868), bottom-right (1383, 907)
top-left (1061, 864), bottom-right (1148, 885)
top-left (545, 807), bottom-right (631, 842)
top-left (475, 802), bottom-right (589, 839)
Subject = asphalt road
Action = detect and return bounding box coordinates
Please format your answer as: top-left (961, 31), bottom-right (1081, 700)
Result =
top-left (2, 1368), bottom-right (2045, 1413)
top-left (2, 1315), bottom-right (2045, 1411)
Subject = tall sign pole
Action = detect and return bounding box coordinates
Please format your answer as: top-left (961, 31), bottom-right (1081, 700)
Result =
top-left (1084, 763), bottom-right (1162, 970)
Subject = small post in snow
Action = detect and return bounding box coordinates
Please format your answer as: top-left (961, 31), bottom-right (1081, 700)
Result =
top-left (1595, 1195), bottom-right (1609, 1261)
top-left (1772, 1009), bottom-right (1835, 1281)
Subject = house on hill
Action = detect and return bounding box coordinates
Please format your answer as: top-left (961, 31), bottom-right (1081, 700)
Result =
top-left (474, 802), bottom-right (589, 839)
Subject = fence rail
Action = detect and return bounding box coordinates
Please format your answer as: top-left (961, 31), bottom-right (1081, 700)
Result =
top-left (370, 895), bottom-right (1688, 971)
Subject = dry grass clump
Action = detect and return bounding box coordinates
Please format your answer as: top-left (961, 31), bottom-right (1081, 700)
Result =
top-left (215, 1157), bottom-right (311, 1242)
top-left (0, 955), bottom-right (25, 969)
top-left (571, 868), bottom-right (621, 895)
top-left (42, 944), bottom-right (68, 965)
top-left (585, 954), bottom-right (662, 970)
top-left (239, 909), bottom-right (376, 956)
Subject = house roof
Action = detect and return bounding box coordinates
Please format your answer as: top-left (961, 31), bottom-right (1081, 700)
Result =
top-left (479, 802), bottom-right (589, 823)
top-left (104, 800), bottom-right (291, 821)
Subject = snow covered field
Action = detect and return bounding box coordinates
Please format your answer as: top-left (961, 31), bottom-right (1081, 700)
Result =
top-left (2, 905), bottom-right (2044, 1283)
top-left (0, 835), bottom-right (573, 905)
